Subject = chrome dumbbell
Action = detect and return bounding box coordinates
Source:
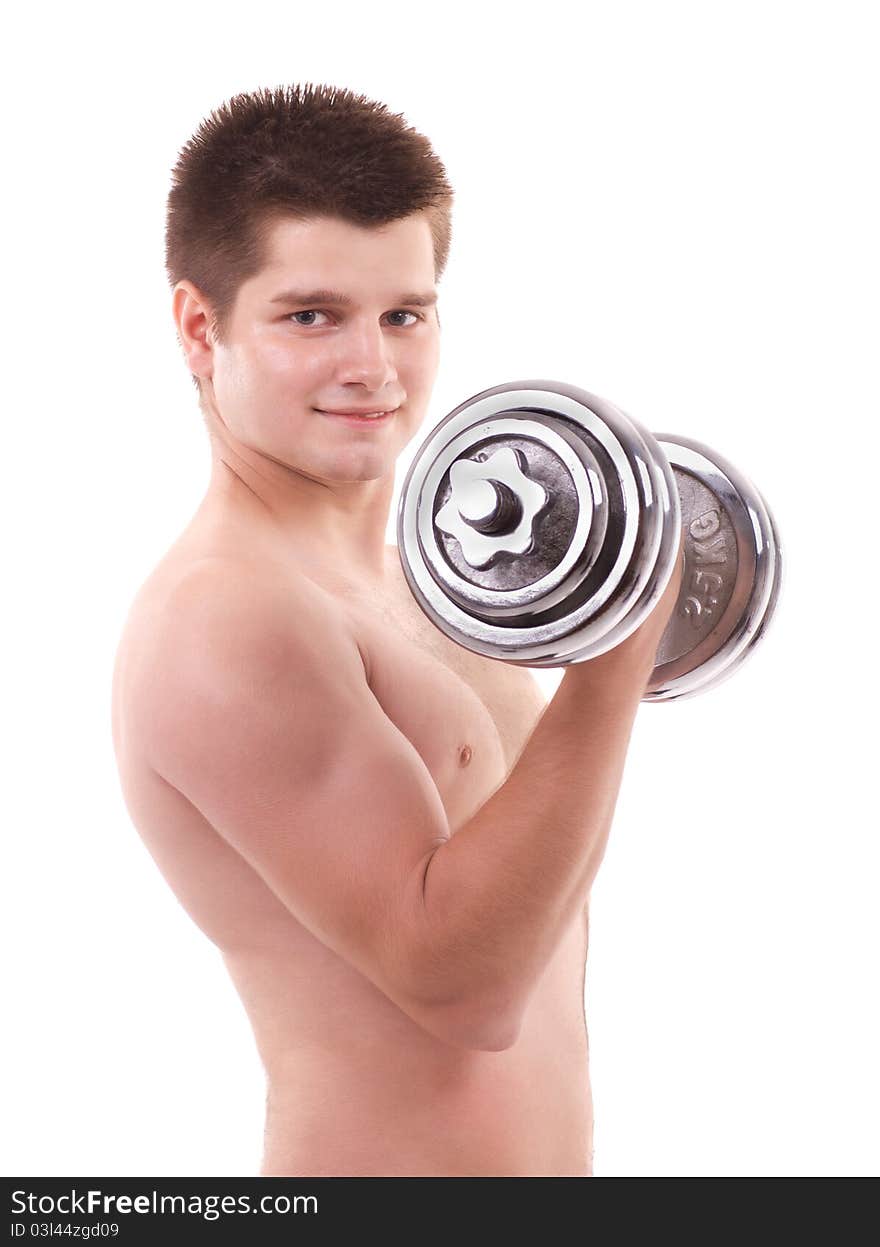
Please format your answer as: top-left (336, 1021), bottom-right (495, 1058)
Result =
top-left (397, 379), bottom-right (782, 702)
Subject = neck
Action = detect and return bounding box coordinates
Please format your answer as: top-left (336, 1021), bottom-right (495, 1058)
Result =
top-left (205, 439), bottom-right (395, 583)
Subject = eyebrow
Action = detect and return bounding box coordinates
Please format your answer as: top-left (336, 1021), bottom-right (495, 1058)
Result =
top-left (269, 287), bottom-right (438, 308)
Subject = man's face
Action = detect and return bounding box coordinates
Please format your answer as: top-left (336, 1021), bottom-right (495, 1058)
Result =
top-left (195, 212), bottom-right (441, 484)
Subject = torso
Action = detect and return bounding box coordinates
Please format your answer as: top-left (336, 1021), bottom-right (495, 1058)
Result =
top-left (111, 501), bottom-right (594, 1176)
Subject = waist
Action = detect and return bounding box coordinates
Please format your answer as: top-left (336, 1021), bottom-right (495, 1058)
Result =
top-left (260, 1025), bottom-right (592, 1177)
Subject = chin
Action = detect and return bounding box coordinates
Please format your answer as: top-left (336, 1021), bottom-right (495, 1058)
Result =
top-left (309, 456), bottom-right (394, 485)
top-left (337, 466), bottom-right (393, 484)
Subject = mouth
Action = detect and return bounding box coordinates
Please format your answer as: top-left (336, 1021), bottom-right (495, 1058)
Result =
top-left (314, 408), bottom-right (397, 425)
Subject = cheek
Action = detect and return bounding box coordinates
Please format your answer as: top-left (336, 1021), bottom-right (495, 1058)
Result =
top-left (259, 335), bottom-right (327, 385)
top-left (213, 349), bottom-right (254, 415)
top-left (405, 337), bottom-right (440, 382)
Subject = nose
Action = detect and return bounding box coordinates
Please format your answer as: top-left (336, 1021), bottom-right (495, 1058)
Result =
top-left (335, 319), bottom-right (398, 391)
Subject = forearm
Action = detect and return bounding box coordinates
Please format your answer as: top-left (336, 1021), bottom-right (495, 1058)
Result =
top-left (406, 656), bottom-right (650, 1036)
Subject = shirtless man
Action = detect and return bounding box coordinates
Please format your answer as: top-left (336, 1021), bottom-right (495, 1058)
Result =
top-left (111, 85), bottom-right (684, 1177)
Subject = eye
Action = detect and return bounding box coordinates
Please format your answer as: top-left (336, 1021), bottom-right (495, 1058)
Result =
top-left (288, 310), bottom-right (331, 327)
top-left (386, 310), bottom-right (422, 327)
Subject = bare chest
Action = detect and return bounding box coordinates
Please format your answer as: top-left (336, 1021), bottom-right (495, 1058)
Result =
top-left (332, 570), bottom-right (548, 831)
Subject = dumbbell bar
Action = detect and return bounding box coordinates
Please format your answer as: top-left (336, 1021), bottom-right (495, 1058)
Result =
top-left (396, 379), bottom-right (782, 702)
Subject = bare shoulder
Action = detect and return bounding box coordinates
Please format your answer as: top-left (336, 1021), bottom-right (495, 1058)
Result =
top-left (114, 552), bottom-right (368, 747)
top-left (158, 552), bottom-right (365, 674)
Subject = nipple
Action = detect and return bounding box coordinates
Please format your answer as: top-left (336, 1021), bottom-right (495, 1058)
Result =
top-left (458, 744), bottom-right (473, 767)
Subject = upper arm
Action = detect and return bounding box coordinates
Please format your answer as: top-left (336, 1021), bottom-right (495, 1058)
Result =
top-left (131, 559), bottom-right (455, 1035)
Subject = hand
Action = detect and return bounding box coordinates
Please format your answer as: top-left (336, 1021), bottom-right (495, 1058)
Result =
top-left (565, 526), bottom-right (687, 690)
top-left (628, 523), bottom-right (687, 661)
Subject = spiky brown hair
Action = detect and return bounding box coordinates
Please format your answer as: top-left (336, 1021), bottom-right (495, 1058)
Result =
top-left (164, 82), bottom-right (454, 396)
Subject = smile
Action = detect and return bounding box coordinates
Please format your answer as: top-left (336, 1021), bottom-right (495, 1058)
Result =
top-left (315, 409), bottom-right (395, 423)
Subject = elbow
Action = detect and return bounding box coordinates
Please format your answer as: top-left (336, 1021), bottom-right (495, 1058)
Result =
top-left (396, 887), bottom-right (523, 1052)
top-left (466, 1014), bottom-right (522, 1053)
top-left (420, 993), bottom-right (523, 1053)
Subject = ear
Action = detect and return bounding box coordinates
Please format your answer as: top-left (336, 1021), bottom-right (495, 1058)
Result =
top-left (172, 280), bottom-right (216, 383)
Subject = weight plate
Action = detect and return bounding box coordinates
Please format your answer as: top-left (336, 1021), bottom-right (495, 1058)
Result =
top-left (397, 380), bottom-right (681, 665)
top-left (645, 434), bottom-right (783, 701)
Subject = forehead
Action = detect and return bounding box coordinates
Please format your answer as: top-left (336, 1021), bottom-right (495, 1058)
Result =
top-left (257, 213), bottom-right (436, 291)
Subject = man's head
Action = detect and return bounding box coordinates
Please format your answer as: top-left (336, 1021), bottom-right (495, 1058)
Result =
top-left (166, 83), bottom-right (453, 484)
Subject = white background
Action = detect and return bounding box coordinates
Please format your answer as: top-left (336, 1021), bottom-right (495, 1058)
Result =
top-left (3, 0), bottom-right (877, 1178)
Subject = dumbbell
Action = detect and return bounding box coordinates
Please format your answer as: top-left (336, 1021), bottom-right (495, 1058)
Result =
top-left (396, 379), bottom-right (782, 702)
